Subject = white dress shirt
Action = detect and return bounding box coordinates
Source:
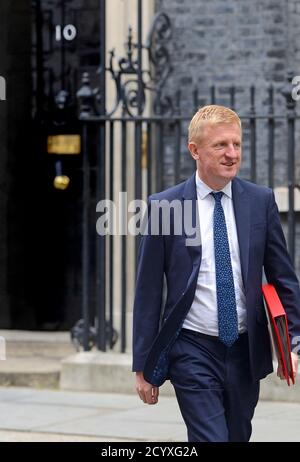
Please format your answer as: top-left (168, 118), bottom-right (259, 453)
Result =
top-left (182, 172), bottom-right (247, 336)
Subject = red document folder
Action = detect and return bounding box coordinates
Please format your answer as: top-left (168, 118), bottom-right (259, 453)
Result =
top-left (262, 284), bottom-right (295, 386)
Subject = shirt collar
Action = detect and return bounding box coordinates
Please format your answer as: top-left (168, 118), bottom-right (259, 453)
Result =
top-left (195, 171), bottom-right (232, 199)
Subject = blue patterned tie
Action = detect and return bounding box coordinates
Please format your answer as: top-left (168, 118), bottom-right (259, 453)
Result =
top-left (211, 192), bottom-right (238, 347)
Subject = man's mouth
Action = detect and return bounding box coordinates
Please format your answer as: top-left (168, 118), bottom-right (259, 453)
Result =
top-left (221, 162), bottom-right (236, 167)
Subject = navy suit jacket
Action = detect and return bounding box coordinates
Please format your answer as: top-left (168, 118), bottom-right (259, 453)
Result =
top-left (132, 174), bottom-right (300, 386)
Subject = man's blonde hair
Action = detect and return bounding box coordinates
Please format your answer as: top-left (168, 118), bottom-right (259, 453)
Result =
top-left (188, 105), bottom-right (241, 144)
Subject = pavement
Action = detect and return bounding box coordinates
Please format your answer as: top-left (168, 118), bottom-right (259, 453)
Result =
top-left (0, 386), bottom-right (299, 442)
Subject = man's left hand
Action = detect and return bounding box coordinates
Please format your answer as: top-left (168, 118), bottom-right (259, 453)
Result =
top-left (277, 352), bottom-right (298, 381)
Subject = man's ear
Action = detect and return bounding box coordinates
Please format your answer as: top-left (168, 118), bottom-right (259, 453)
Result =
top-left (188, 142), bottom-right (199, 160)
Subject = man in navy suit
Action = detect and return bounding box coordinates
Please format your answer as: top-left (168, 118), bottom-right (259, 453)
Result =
top-left (132, 105), bottom-right (300, 442)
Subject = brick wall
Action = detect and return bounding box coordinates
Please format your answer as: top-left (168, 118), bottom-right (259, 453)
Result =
top-left (155, 0), bottom-right (293, 92)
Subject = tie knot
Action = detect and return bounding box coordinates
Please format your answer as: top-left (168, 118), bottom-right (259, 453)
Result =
top-left (211, 191), bottom-right (223, 203)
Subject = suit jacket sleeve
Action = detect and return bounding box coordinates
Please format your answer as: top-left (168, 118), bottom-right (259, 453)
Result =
top-left (132, 197), bottom-right (165, 372)
top-left (264, 190), bottom-right (300, 344)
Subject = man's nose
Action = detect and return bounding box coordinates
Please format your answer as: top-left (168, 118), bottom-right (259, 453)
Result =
top-left (225, 144), bottom-right (238, 158)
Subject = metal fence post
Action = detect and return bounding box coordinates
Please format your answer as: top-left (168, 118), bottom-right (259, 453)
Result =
top-left (267, 85), bottom-right (274, 189)
top-left (249, 85), bottom-right (257, 183)
top-left (280, 72), bottom-right (296, 264)
top-left (75, 72), bottom-right (95, 351)
top-left (97, 0), bottom-right (107, 351)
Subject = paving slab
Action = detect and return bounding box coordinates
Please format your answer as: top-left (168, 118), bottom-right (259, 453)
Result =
top-left (0, 387), bottom-right (299, 442)
top-left (251, 401), bottom-right (300, 442)
top-left (0, 430), bottom-right (123, 442)
top-left (38, 415), bottom-right (185, 442)
top-left (17, 389), bottom-right (141, 410)
top-left (0, 401), bottom-right (102, 432)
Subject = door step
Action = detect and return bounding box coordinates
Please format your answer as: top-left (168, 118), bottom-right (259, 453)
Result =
top-left (0, 330), bottom-right (75, 389)
top-left (0, 358), bottom-right (60, 389)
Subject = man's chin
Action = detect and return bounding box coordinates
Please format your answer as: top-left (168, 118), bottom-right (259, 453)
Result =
top-left (223, 170), bottom-right (238, 181)
top-left (224, 167), bottom-right (239, 178)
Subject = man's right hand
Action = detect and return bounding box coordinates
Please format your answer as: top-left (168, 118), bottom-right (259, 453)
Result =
top-left (135, 371), bottom-right (159, 405)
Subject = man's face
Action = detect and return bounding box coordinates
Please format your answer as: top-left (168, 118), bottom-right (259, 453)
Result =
top-left (189, 122), bottom-right (242, 189)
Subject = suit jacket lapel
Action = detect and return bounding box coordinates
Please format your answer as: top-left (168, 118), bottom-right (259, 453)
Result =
top-left (182, 173), bottom-right (202, 264)
top-left (232, 178), bottom-right (250, 289)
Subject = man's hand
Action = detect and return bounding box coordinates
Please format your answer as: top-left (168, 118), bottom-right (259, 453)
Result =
top-left (135, 371), bottom-right (159, 405)
top-left (277, 352), bottom-right (298, 381)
